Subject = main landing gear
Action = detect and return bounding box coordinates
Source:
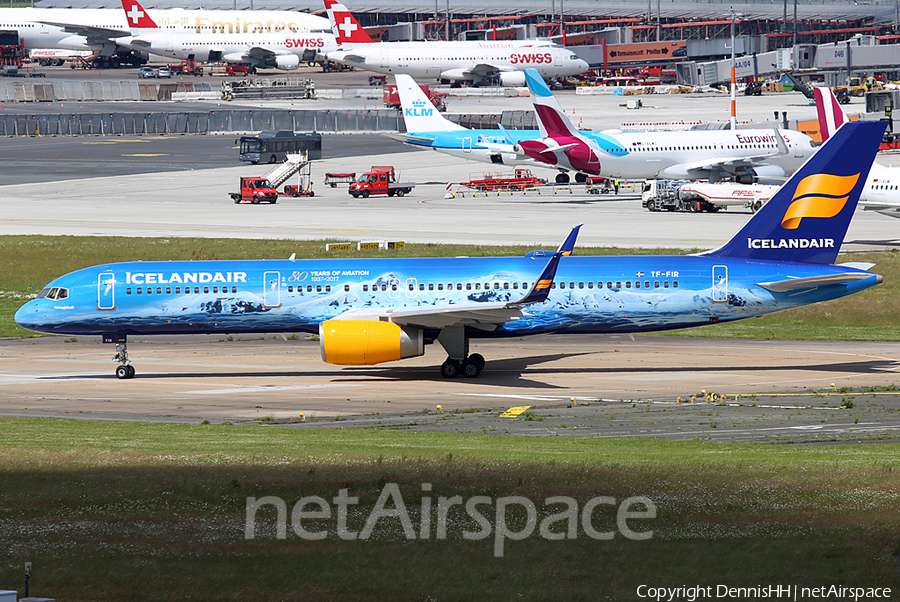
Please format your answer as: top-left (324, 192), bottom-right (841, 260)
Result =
top-left (113, 340), bottom-right (136, 379)
top-left (437, 326), bottom-right (485, 378)
top-left (441, 353), bottom-right (485, 378)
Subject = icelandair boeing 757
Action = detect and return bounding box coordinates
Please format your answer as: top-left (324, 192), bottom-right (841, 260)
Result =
top-left (15, 121), bottom-right (886, 380)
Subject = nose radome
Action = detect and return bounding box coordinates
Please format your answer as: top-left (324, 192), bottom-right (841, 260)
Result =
top-left (14, 300), bottom-right (40, 330)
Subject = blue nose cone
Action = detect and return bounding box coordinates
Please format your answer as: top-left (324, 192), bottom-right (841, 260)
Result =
top-left (14, 300), bottom-right (42, 332)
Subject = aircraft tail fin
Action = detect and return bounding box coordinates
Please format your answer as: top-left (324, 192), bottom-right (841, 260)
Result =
top-left (814, 86), bottom-right (848, 142)
top-left (703, 120), bottom-right (885, 264)
top-left (395, 74), bottom-right (466, 132)
top-left (121, 0), bottom-right (159, 31)
top-left (524, 68), bottom-right (581, 140)
top-left (324, 0), bottom-right (374, 44)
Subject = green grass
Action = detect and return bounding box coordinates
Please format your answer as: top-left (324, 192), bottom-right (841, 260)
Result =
top-left (3, 236), bottom-right (900, 340)
top-left (0, 418), bottom-right (898, 601)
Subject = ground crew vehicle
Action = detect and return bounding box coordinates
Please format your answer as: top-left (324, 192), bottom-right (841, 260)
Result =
top-left (461, 168), bottom-right (546, 190)
top-left (231, 153), bottom-right (311, 203)
top-left (231, 177), bottom-right (279, 204)
top-left (348, 166), bottom-right (414, 198)
top-left (383, 84), bottom-right (447, 112)
top-left (324, 172), bottom-right (356, 187)
top-left (169, 59), bottom-right (203, 76)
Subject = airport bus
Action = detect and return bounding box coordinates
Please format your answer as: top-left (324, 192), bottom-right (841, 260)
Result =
top-left (238, 130), bottom-right (323, 164)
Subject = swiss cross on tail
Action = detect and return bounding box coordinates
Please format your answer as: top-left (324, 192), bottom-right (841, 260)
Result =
top-left (120, 0), bottom-right (158, 30)
top-left (323, 0), bottom-right (374, 43)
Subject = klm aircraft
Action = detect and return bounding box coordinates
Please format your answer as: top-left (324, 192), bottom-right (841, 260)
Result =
top-left (15, 122), bottom-right (886, 380)
top-left (393, 71), bottom-right (814, 184)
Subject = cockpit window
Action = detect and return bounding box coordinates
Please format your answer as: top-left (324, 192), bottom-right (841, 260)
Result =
top-left (36, 287), bottom-right (68, 300)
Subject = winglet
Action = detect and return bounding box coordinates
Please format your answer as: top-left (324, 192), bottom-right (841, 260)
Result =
top-left (121, 0), bottom-right (158, 31)
top-left (555, 224), bottom-right (582, 256)
top-left (515, 253), bottom-right (562, 305)
top-left (515, 225), bottom-right (580, 304)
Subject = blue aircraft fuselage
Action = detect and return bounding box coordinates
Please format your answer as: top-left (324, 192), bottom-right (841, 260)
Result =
top-left (15, 254), bottom-right (879, 338)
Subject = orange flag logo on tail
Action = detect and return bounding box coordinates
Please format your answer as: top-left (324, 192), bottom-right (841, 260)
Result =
top-left (781, 173), bottom-right (860, 230)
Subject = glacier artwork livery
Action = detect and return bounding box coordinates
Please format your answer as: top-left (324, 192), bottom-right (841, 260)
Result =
top-left (15, 122), bottom-right (886, 379)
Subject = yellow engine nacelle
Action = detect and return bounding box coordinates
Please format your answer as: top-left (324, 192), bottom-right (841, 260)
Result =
top-left (319, 320), bottom-right (424, 365)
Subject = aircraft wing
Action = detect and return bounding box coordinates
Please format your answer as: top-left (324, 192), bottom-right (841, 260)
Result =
top-left (337, 301), bottom-right (527, 331)
top-left (37, 21), bottom-right (130, 43)
top-left (675, 153), bottom-right (780, 175)
top-left (468, 63), bottom-right (504, 77)
top-left (387, 133), bottom-right (437, 145)
top-left (243, 46), bottom-right (284, 60)
top-left (862, 205), bottom-right (900, 218)
top-left (329, 228), bottom-right (576, 330)
top-left (757, 272), bottom-right (878, 293)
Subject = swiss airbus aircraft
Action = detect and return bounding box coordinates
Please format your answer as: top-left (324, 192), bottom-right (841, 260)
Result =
top-left (814, 86), bottom-right (900, 218)
top-left (0, 6), bottom-right (330, 68)
top-left (322, 0), bottom-right (587, 86)
top-left (16, 122), bottom-right (885, 380)
top-left (394, 71), bottom-right (815, 184)
top-left (115, 0), bottom-right (337, 71)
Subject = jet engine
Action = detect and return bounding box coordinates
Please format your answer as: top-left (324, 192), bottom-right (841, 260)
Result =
top-left (273, 54), bottom-right (301, 70)
top-left (439, 68), bottom-right (468, 82)
top-left (497, 71), bottom-right (526, 87)
top-left (319, 320), bottom-right (424, 365)
top-left (735, 165), bottom-right (786, 185)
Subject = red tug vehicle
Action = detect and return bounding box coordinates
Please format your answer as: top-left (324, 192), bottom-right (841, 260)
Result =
top-left (348, 166), bottom-right (414, 198)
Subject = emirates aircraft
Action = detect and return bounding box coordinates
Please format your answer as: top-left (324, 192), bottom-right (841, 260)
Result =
top-left (0, 5), bottom-right (331, 68)
top-left (322, 0), bottom-right (588, 86)
top-left (115, 0), bottom-right (337, 72)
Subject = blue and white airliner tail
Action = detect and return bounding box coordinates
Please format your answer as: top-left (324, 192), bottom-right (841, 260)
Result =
top-left (15, 122), bottom-right (885, 379)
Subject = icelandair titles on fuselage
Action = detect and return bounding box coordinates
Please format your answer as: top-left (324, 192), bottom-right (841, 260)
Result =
top-left (126, 271), bottom-right (247, 285)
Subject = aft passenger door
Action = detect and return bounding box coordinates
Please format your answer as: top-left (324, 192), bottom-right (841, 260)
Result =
top-left (712, 265), bottom-right (728, 303)
top-left (98, 272), bottom-right (116, 310)
top-left (263, 271), bottom-right (281, 308)
top-left (463, 137), bottom-right (472, 154)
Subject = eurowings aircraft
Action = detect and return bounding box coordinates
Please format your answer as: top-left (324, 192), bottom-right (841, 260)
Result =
top-left (0, 6), bottom-right (331, 69)
top-left (393, 70), bottom-right (815, 184)
top-left (516, 68), bottom-right (815, 183)
top-left (814, 85), bottom-right (900, 218)
top-left (115, 0), bottom-right (337, 71)
top-left (15, 121), bottom-right (885, 380)
top-left (322, 0), bottom-right (588, 86)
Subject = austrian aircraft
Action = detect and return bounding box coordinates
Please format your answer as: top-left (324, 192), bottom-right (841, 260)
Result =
top-left (516, 68), bottom-right (815, 183)
top-left (115, 0), bottom-right (337, 71)
top-left (15, 121), bottom-right (885, 381)
top-left (814, 86), bottom-right (900, 218)
top-left (322, 0), bottom-right (588, 86)
top-left (394, 71), bottom-right (816, 184)
top-left (0, 6), bottom-right (331, 69)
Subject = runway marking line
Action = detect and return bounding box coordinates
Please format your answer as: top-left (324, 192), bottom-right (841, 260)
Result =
top-left (499, 405), bottom-right (531, 417)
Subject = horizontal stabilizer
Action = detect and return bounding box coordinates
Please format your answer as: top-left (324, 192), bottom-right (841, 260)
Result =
top-left (757, 272), bottom-right (878, 293)
top-left (540, 143), bottom-right (578, 154)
